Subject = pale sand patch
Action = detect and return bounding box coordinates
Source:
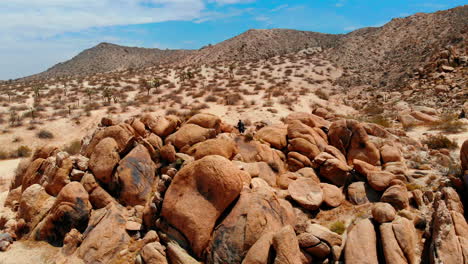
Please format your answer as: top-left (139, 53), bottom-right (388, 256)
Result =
top-left (0, 240), bottom-right (60, 264)
top-left (0, 159), bottom-right (20, 192)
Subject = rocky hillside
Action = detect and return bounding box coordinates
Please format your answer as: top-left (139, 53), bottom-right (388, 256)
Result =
top-left (24, 43), bottom-right (194, 80)
top-left (328, 5), bottom-right (468, 89)
top-left (22, 6), bottom-right (467, 85)
top-left (0, 112), bottom-right (467, 263)
top-left (179, 29), bottom-right (340, 65)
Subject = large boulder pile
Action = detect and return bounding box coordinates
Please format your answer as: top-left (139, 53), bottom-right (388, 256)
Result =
top-left (0, 112), bottom-right (466, 264)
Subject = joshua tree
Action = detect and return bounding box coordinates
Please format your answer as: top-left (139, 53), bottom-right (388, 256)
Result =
top-left (5, 90), bottom-right (13, 103)
top-left (67, 105), bottom-right (72, 115)
top-left (228, 63), bottom-right (235, 79)
top-left (147, 78), bottom-right (162, 95)
top-left (33, 86), bottom-right (42, 98)
top-left (102, 88), bottom-right (113, 103)
top-left (9, 109), bottom-right (18, 126)
top-left (30, 107), bottom-right (35, 120)
top-left (85, 88), bottom-right (94, 100)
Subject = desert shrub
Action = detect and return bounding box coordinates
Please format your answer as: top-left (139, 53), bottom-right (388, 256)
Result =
top-left (64, 140), bottom-right (81, 155)
top-left (17, 145), bottom-right (32, 157)
top-left (421, 134), bottom-right (458, 150)
top-left (205, 95), bottom-right (217, 102)
top-left (406, 183), bottom-right (423, 191)
top-left (367, 115), bottom-right (391, 128)
top-left (429, 113), bottom-right (466, 133)
top-left (37, 129), bottom-right (54, 139)
top-left (362, 103), bottom-right (384, 115)
top-left (330, 221), bottom-right (346, 235)
top-left (315, 89), bottom-right (329, 100)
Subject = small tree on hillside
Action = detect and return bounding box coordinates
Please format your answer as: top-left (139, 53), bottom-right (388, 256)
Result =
top-left (102, 88), bottom-right (113, 104)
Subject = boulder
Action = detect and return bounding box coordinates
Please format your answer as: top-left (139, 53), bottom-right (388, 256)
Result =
top-left (21, 158), bottom-right (45, 192)
top-left (83, 124), bottom-right (135, 157)
top-left (392, 217), bottom-right (418, 264)
top-left (88, 137), bottom-right (120, 185)
top-left (160, 144), bottom-right (177, 163)
top-left (461, 140), bottom-right (468, 172)
top-left (300, 223), bottom-right (343, 260)
top-left (372, 203), bottom-right (396, 223)
top-left (235, 137), bottom-right (285, 174)
top-left (347, 182), bottom-right (380, 205)
top-left (272, 225), bottom-right (302, 264)
top-left (32, 145), bottom-right (58, 160)
top-left (431, 199), bottom-right (464, 264)
top-left (255, 125), bottom-right (288, 149)
top-left (186, 113), bottom-right (221, 131)
top-left (442, 187), bottom-right (464, 214)
top-left (354, 159), bottom-right (395, 191)
top-left (242, 232), bottom-right (274, 264)
top-left (18, 184), bottom-right (55, 232)
top-left (115, 144), bottom-right (157, 206)
top-left (165, 124), bottom-right (217, 150)
top-left (328, 119), bottom-right (380, 166)
top-left (284, 112), bottom-right (330, 129)
top-left (162, 155), bottom-right (244, 258)
top-left (43, 156), bottom-right (73, 196)
top-left (186, 137), bottom-right (238, 160)
top-left (380, 145), bottom-right (403, 163)
top-left (288, 178), bottom-right (323, 210)
top-left (312, 152), bottom-right (352, 186)
top-left (77, 204), bottom-right (132, 263)
top-left (381, 184), bottom-right (409, 210)
top-left (207, 186), bottom-right (295, 264)
top-left (35, 182), bottom-right (91, 245)
top-left (141, 114), bottom-right (181, 138)
top-left (344, 218), bottom-right (378, 264)
top-left (320, 183), bottom-right (344, 207)
top-left (380, 223), bottom-right (407, 264)
top-left (141, 242), bottom-right (168, 264)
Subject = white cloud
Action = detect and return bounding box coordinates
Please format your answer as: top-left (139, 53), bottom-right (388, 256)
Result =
top-left (1, 0), bottom-right (206, 40)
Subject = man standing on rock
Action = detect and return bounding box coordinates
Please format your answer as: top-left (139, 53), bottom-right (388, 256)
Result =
top-left (237, 120), bottom-right (245, 134)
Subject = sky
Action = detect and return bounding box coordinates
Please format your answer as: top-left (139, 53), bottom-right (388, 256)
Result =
top-left (0, 0), bottom-right (466, 80)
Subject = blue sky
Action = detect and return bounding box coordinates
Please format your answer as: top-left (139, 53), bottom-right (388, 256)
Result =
top-left (0, 0), bottom-right (466, 80)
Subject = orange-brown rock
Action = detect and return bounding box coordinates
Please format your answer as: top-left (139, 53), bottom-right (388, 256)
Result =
top-left (186, 113), bottom-right (222, 132)
top-left (18, 184), bottom-right (56, 232)
top-left (461, 139), bottom-right (468, 172)
top-left (354, 159), bottom-right (395, 191)
top-left (381, 184), bottom-right (409, 210)
top-left (380, 145), bottom-right (403, 163)
top-left (328, 119), bottom-right (380, 166)
top-left (141, 242), bottom-right (168, 264)
top-left (235, 137), bottom-right (285, 174)
top-left (77, 204), bottom-right (132, 263)
top-left (162, 155), bottom-right (244, 258)
top-left (320, 183), bottom-right (344, 207)
top-left (84, 124), bottom-right (135, 157)
top-left (35, 182), bottom-right (91, 245)
top-left (255, 124), bottom-right (288, 149)
top-left (345, 218), bottom-right (378, 264)
top-left (207, 184), bottom-right (295, 264)
top-left (186, 137), bottom-right (238, 160)
top-left (165, 124), bottom-right (217, 150)
top-left (141, 114), bottom-right (181, 138)
top-left (115, 144), bottom-right (157, 206)
top-left (32, 145), bottom-right (59, 160)
top-left (312, 152), bottom-right (352, 186)
top-left (21, 158), bottom-right (45, 192)
top-left (44, 156), bottom-right (73, 196)
top-left (372, 203), bottom-right (396, 223)
top-left (160, 144), bottom-right (177, 162)
top-left (284, 112), bottom-right (330, 128)
top-left (272, 225), bottom-right (302, 264)
top-left (288, 178), bottom-right (323, 210)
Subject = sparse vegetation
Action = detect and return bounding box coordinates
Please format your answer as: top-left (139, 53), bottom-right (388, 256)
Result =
top-left (421, 134), bottom-right (458, 150)
top-left (330, 221), bottom-right (346, 235)
top-left (37, 129), bottom-right (54, 139)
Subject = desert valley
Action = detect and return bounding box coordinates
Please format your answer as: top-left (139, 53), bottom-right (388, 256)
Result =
top-left (0, 4), bottom-right (467, 264)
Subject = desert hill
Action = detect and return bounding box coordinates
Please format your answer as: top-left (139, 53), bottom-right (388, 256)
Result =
top-left (24, 43), bottom-right (194, 80)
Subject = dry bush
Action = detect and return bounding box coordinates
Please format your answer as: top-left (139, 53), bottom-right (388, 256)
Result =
top-left (315, 89), bottom-right (329, 100)
top-left (37, 129), bottom-right (54, 139)
top-left (421, 134), bottom-right (458, 150)
top-left (367, 115), bottom-right (392, 128)
top-left (428, 113), bottom-right (466, 133)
